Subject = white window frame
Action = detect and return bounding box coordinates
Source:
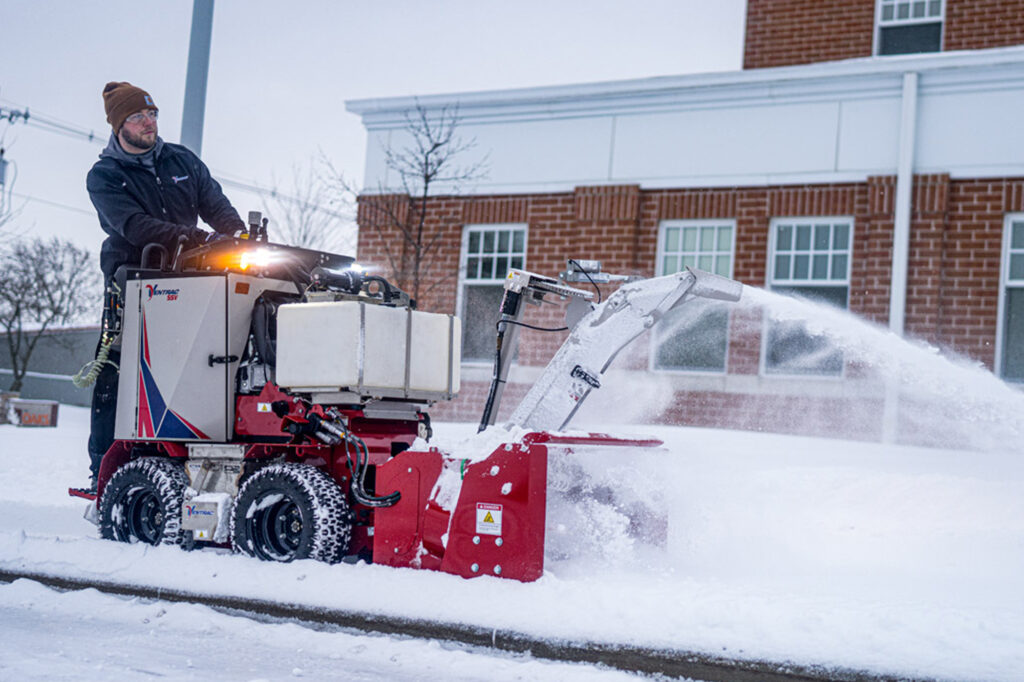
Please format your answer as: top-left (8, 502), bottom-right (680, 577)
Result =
top-left (650, 219), bottom-right (736, 375)
top-left (874, 0), bottom-right (945, 55)
top-left (995, 213), bottom-right (1024, 380)
top-left (456, 223), bottom-right (528, 365)
top-left (761, 216), bottom-right (854, 378)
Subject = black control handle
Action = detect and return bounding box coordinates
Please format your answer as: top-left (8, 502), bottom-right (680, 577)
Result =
top-left (208, 354), bottom-right (240, 367)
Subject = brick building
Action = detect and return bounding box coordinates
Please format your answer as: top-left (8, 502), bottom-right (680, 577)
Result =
top-left (347, 1), bottom-right (1024, 438)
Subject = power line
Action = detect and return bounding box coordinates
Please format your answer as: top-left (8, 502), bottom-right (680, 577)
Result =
top-left (0, 98), bottom-right (349, 216)
top-left (9, 191), bottom-right (95, 217)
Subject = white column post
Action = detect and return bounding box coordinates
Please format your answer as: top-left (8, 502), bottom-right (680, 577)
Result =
top-left (883, 71), bottom-right (919, 442)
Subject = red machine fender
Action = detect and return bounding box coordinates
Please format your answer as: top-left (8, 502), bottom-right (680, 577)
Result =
top-left (373, 441), bottom-right (549, 582)
top-left (93, 440), bottom-right (189, 503)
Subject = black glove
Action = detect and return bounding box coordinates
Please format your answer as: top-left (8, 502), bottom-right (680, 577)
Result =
top-left (206, 229), bottom-right (248, 243)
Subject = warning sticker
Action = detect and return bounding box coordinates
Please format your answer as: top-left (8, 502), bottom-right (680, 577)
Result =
top-left (257, 403), bottom-right (272, 413)
top-left (476, 502), bottom-right (503, 536)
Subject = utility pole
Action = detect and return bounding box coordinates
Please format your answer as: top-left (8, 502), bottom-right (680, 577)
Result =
top-left (181, 0), bottom-right (215, 155)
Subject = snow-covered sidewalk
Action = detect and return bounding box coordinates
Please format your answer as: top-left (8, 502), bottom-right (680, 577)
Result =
top-left (2, 407), bottom-right (1023, 681)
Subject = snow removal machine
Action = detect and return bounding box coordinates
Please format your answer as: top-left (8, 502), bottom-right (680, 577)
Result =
top-left (75, 212), bottom-right (742, 582)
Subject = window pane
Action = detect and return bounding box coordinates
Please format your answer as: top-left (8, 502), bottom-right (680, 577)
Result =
top-left (883, 5), bottom-right (894, 20)
top-left (498, 231), bottom-right (509, 251)
top-left (466, 257), bottom-right (480, 279)
top-left (510, 256), bottom-right (523, 271)
top-left (833, 224), bottom-right (850, 250)
top-left (765, 286), bottom-right (848, 376)
top-left (665, 228), bottom-right (679, 253)
top-left (461, 285), bottom-right (504, 362)
top-left (469, 232), bottom-right (480, 253)
top-left (682, 255), bottom-right (696, 269)
top-left (775, 254), bottom-right (791, 279)
top-left (795, 225), bottom-right (812, 251)
top-left (698, 255), bottom-right (713, 271)
top-left (718, 227), bottom-right (733, 251)
top-left (898, 3), bottom-right (910, 19)
top-left (1012, 222), bottom-right (1024, 249)
top-left (913, 1), bottom-right (926, 18)
top-left (512, 230), bottom-right (525, 252)
top-left (1002, 288), bottom-right (1024, 380)
top-left (663, 255), bottom-right (678, 274)
top-left (683, 228), bottom-right (697, 251)
top-left (483, 232), bottom-right (495, 252)
top-left (831, 254), bottom-right (848, 280)
top-left (495, 256), bottom-right (509, 278)
top-left (879, 22), bottom-right (942, 55)
top-left (1011, 254), bottom-right (1024, 280)
top-left (813, 254), bottom-right (829, 279)
top-left (793, 255), bottom-right (810, 279)
top-left (700, 227), bottom-right (716, 251)
top-left (814, 225), bottom-right (830, 250)
top-left (928, 0), bottom-right (940, 17)
top-left (483, 256), bottom-right (496, 279)
top-left (654, 302), bottom-right (729, 372)
top-left (715, 255), bottom-right (731, 277)
top-left (777, 225), bottom-right (793, 251)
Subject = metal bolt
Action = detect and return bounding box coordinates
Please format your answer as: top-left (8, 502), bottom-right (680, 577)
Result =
top-left (407, 468), bottom-right (412, 473)
top-left (505, 444), bottom-right (512, 451)
top-left (393, 547), bottom-right (399, 554)
top-left (470, 563), bottom-right (479, 572)
top-left (472, 536), bottom-right (480, 545)
top-left (494, 565), bottom-right (502, 575)
top-left (495, 538), bottom-right (503, 547)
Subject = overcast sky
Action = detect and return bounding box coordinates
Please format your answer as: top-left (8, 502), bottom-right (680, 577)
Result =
top-left (1, 0), bottom-right (746, 256)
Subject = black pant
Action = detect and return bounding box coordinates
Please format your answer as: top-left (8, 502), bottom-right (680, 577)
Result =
top-left (87, 345), bottom-right (121, 480)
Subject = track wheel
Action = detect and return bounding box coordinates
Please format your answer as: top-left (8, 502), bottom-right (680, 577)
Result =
top-left (99, 457), bottom-right (188, 546)
top-left (231, 463), bottom-right (351, 564)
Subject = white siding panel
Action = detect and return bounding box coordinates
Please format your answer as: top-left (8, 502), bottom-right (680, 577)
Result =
top-left (835, 97), bottom-right (902, 172)
top-left (462, 117), bottom-right (614, 186)
top-left (611, 102), bottom-right (841, 181)
top-left (362, 117), bottom-right (615, 192)
top-left (916, 89), bottom-right (1024, 171)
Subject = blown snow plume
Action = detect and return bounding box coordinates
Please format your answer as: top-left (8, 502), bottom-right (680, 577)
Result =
top-left (738, 286), bottom-right (1024, 453)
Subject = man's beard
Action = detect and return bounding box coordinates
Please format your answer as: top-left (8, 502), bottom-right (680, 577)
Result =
top-left (121, 127), bottom-right (156, 151)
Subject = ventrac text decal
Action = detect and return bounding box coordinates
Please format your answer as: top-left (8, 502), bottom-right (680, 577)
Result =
top-left (185, 505), bottom-right (215, 517)
top-left (145, 284), bottom-right (180, 301)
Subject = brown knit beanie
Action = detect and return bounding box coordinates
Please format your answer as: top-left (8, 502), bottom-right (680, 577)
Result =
top-left (103, 81), bottom-right (158, 133)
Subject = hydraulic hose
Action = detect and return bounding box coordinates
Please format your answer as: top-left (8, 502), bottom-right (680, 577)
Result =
top-left (307, 412), bottom-right (401, 507)
top-left (72, 332), bottom-right (119, 388)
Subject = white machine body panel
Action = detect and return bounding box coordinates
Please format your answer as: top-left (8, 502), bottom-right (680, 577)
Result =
top-left (116, 276), bottom-right (227, 441)
top-left (275, 301), bottom-right (460, 401)
top-left (115, 272), bottom-right (298, 442)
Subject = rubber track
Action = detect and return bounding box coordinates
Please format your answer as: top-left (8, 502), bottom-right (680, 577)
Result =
top-left (0, 568), bottom-right (936, 682)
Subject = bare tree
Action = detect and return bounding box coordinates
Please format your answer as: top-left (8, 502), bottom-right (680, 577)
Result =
top-left (261, 161), bottom-right (355, 254)
top-left (328, 101), bottom-right (488, 305)
top-left (0, 237), bottom-right (100, 392)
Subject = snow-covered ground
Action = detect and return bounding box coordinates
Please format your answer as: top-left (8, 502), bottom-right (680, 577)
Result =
top-left (2, 406), bottom-right (1023, 681)
top-left (0, 577), bottom-right (640, 681)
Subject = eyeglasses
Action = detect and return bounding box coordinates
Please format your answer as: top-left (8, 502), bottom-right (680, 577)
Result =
top-left (125, 110), bottom-right (158, 125)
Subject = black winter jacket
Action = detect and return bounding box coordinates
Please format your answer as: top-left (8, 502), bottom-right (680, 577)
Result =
top-left (86, 136), bottom-right (245, 278)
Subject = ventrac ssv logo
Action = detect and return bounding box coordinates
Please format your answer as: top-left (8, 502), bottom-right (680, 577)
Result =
top-left (185, 504), bottom-right (215, 518)
top-left (145, 284), bottom-right (180, 301)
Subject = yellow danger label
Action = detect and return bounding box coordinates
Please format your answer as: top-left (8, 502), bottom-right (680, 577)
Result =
top-left (476, 503), bottom-right (503, 536)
